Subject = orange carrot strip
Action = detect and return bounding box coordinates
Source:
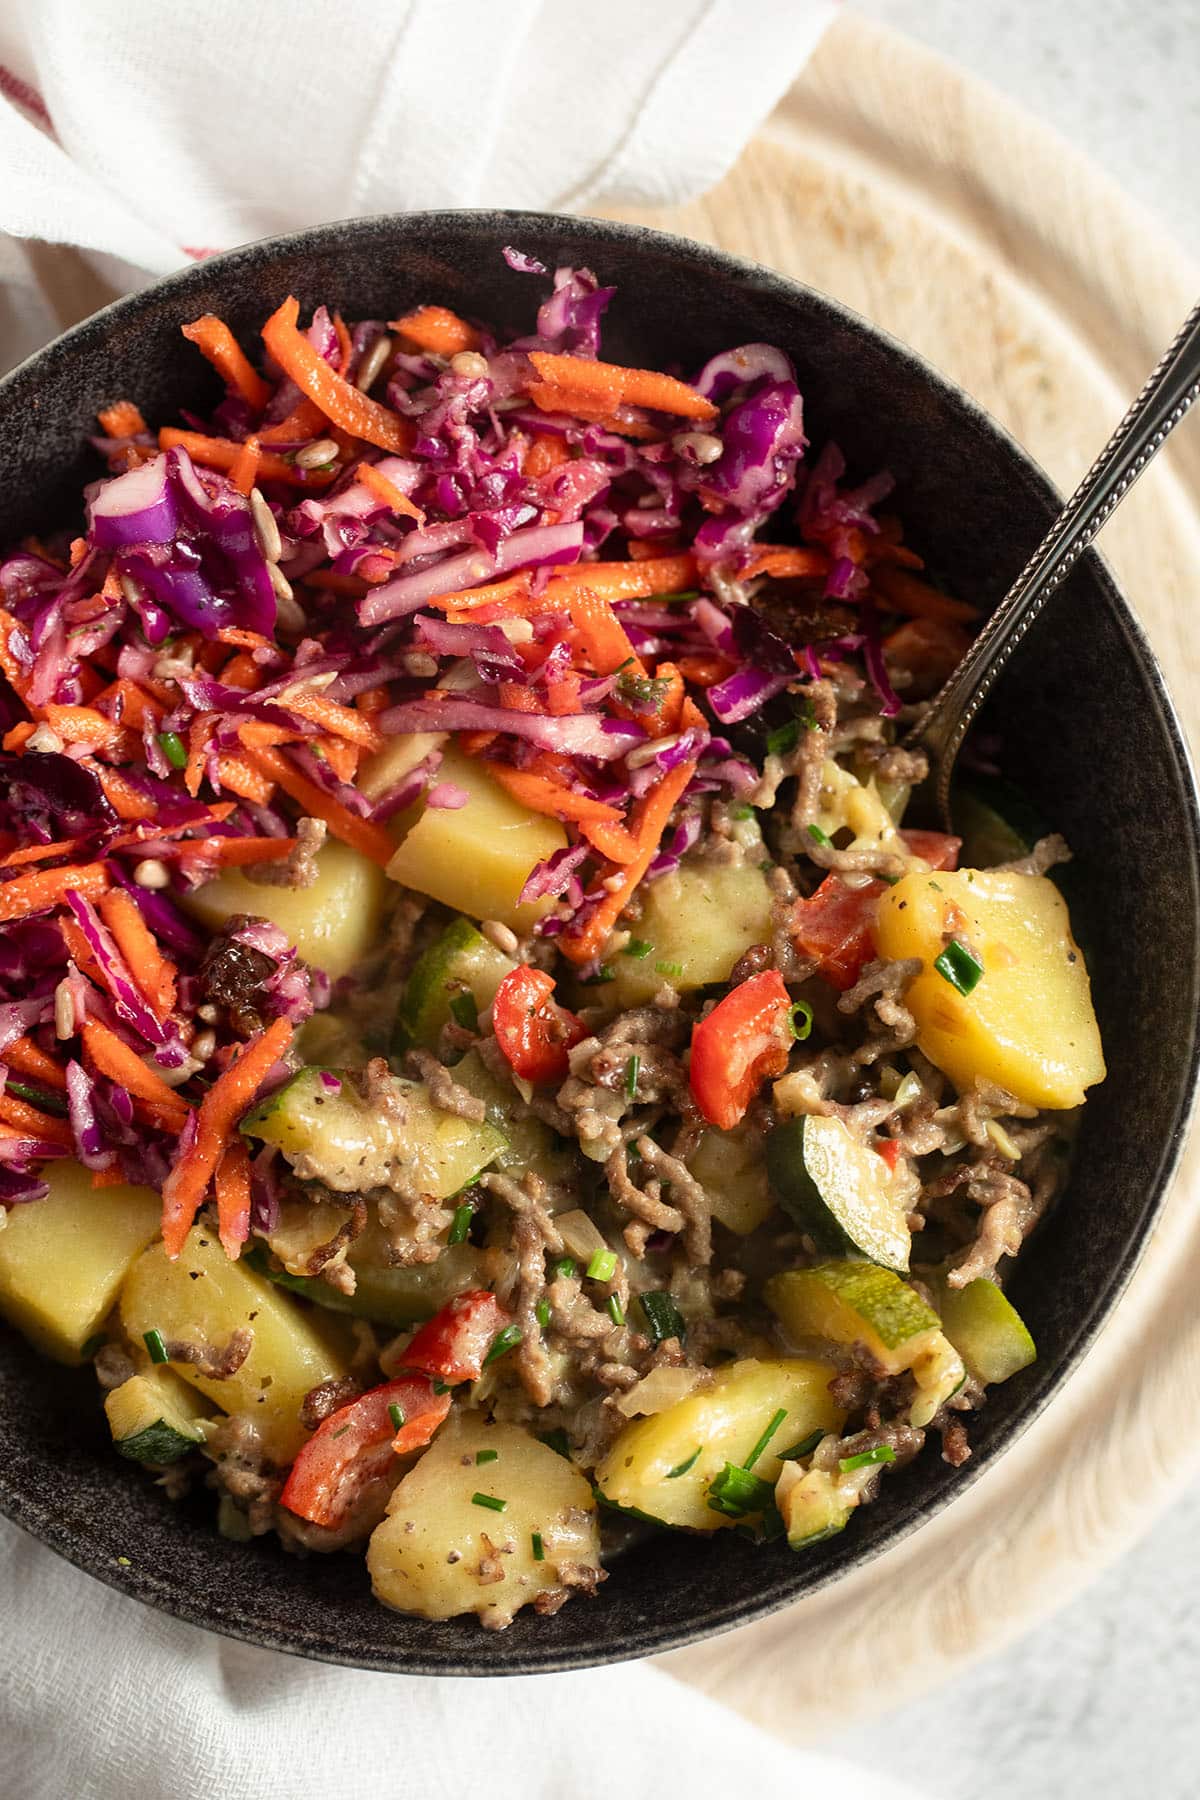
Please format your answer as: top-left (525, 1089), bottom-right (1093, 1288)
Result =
top-left (245, 746), bottom-right (394, 867)
top-left (104, 806), bottom-right (236, 857)
top-left (390, 305), bottom-right (481, 356)
top-left (235, 720), bottom-right (306, 751)
top-left (0, 862), bottom-right (108, 924)
top-left (158, 428), bottom-right (335, 490)
top-left (560, 701), bottom-right (705, 966)
top-left (215, 1139), bottom-right (253, 1258)
top-left (528, 352), bottom-right (717, 423)
top-left (545, 554), bottom-right (699, 605)
top-left (567, 588), bottom-right (645, 678)
top-left (2, 722), bottom-right (35, 752)
top-left (220, 651), bottom-right (262, 692)
top-left (81, 1020), bottom-right (191, 1126)
top-left (160, 1016), bottom-right (293, 1258)
top-left (580, 818), bottom-right (639, 865)
top-left (94, 677), bottom-right (158, 730)
top-left (545, 671), bottom-right (583, 716)
top-left (524, 433), bottom-right (570, 478)
top-left (217, 627), bottom-right (274, 651)
top-left (216, 755), bottom-right (276, 805)
top-left (182, 316), bottom-right (272, 411)
top-left (741, 545), bottom-right (830, 582)
top-left (91, 1165), bottom-right (128, 1189)
top-left (356, 685), bottom-right (390, 716)
top-left (97, 400), bottom-right (148, 438)
top-left (435, 572), bottom-right (535, 617)
top-left (174, 835), bottom-right (298, 868)
top-left (358, 459), bottom-right (426, 525)
top-left (870, 565), bottom-right (980, 624)
top-left (42, 704), bottom-right (130, 751)
top-left (0, 607), bottom-right (32, 697)
top-left (676, 651), bottom-right (735, 688)
top-left (98, 889), bottom-right (177, 1022)
top-left (496, 682), bottom-right (545, 716)
top-left (229, 434), bottom-right (262, 496)
top-left (0, 837), bottom-right (84, 869)
top-left (483, 763), bottom-right (625, 827)
top-left (331, 311), bottom-right (354, 377)
top-left (58, 915), bottom-right (106, 987)
top-left (96, 767), bottom-right (156, 822)
top-left (4, 1036), bottom-right (68, 1091)
top-left (283, 688), bottom-right (384, 751)
top-left (316, 737), bottom-right (360, 784)
top-left (525, 384), bottom-right (665, 441)
top-left (457, 729), bottom-right (498, 757)
top-left (0, 1091), bottom-right (73, 1147)
top-left (262, 298), bottom-right (412, 455)
top-left (185, 715), bottom-right (212, 798)
top-left (258, 398), bottom-right (329, 445)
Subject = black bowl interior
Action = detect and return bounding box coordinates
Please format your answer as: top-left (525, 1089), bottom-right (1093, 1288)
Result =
top-left (1, 212), bottom-right (1197, 1675)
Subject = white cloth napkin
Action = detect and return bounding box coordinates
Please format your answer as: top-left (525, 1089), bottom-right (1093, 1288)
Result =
top-left (0, 4), bottom-right (938, 1796)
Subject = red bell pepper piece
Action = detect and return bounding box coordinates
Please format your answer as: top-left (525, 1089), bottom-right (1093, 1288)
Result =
top-left (899, 829), bottom-right (960, 871)
top-left (402, 1289), bottom-right (513, 1385)
top-left (491, 963), bottom-right (586, 1084)
top-left (790, 874), bottom-right (885, 991)
top-left (875, 1138), bottom-right (903, 1173)
top-left (688, 969), bottom-right (793, 1131)
top-left (278, 1376), bottom-right (450, 1528)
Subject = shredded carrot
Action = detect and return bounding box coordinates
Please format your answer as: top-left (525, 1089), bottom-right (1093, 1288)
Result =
top-left (81, 1019), bottom-right (190, 1128)
top-left (2, 722), bottom-right (35, 752)
top-left (524, 433), bottom-right (570, 478)
top-left (93, 677), bottom-right (158, 731)
top-left (437, 573), bottom-right (535, 619)
top-left (332, 311), bottom-right (354, 378)
top-left (390, 305), bottom-right (481, 357)
top-left (315, 737), bottom-right (360, 784)
top-left (0, 862), bottom-right (108, 924)
top-left (483, 763), bottom-right (625, 827)
top-left (217, 627), bottom-right (274, 652)
top-left (96, 767), bottom-right (156, 822)
top-left (545, 671), bottom-right (583, 716)
top-left (216, 754), bottom-right (276, 804)
top-left (98, 889), bottom-right (177, 1022)
top-left (0, 836), bottom-right (84, 869)
top-left (174, 835), bottom-right (298, 869)
top-left (229, 434), bottom-right (262, 496)
top-left (158, 428), bottom-right (335, 490)
top-left (283, 687), bottom-right (384, 751)
top-left (615, 659), bottom-right (685, 740)
top-left (496, 682), bottom-right (545, 716)
top-left (457, 729), bottom-right (498, 757)
top-left (185, 715), bottom-right (212, 798)
top-left (0, 1091), bottom-right (73, 1147)
top-left (262, 298), bottom-right (412, 455)
top-left (528, 352), bottom-right (717, 423)
top-left (567, 588), bottom-right (645, 679)
top-left (245, 746), bottom-right (395, 867)
top-left (357, 459), bottom-right (426, 525)
top-left (160, 1016), bottom-right (293, 1259)
top-left (741, 545), bottom-right (830, 582)
top-left (4, 1036), bottom-right (68, 1091)
top-left (215, 1139), bottom-right (253, 1258)
top-left (181, 316), bottom-right (272, 411)
top-left (580, 818), bottom-right (639, 865)
top-left (0, 606), bottom-right (32, 697)
top-left (258, 398), bottom-right (329, 445)
top-left (560, 700), bottom-right (706, 965)
top-left (545, 554), bottom-right (699, 607)
top-left (356, 685), bottom-right (390, 716)
top-left (870, 565), bottom-right (980, 624)
top-left (89, 1165), bottom-right (127, 1189)
top-left (97, 400), bottom-right (148, 439)
top-left (219, 651), bottom-right (262, 691)
top-left (104, 805), bottom-right (236, 857)
top-left (59, 915), bottom-right (106, 987)
top-left (42, 703), bottom-right (131, 753)
top-left (234, 720), bottom-right (305, 752)
top-left (676, 651), bottom-right (735, 688)
top-left (525, 384), bottom-right (665, 440)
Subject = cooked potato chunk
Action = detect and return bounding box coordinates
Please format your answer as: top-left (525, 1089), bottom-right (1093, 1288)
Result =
top-left (687, 1125), bottom-right (774, 1235)
top-left (0, 1160), bottom-right (160, 1362)
top-left (120, 1228), bottom-right (350, 1462)
top-left (181, 838), bottom-right (387, 981)
top-left (606, 859), bottom-right (774, 1007)
top-left (594, 1357), bottom-right (844, 1531)
top-left (874, 869), bottom-right (1105, 1108)
top-left (385, 745), bottom-right (565, 931)
top-left (367, 1414), bottom-right (601, 1628)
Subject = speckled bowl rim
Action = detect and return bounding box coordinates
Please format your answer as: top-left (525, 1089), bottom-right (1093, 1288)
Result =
top-left (1, 209), bottom-right (1198, 1675)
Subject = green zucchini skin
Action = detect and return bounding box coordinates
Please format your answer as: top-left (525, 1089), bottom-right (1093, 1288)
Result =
top-left (766, 1115), bottom-right (911, 1272)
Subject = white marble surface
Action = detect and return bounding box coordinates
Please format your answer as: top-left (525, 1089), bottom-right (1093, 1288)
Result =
top-left (831, 5), bottom-right (1200, 1794)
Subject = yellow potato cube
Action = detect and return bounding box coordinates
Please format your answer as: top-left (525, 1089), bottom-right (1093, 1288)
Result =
top-left (181, 838), bottom-right (387, 981)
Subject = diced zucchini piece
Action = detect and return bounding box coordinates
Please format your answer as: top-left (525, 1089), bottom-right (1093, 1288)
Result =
top-left (874, 869), bottom-right (1105, 1109)
top-left (766, 1114), bottom-right (911, 1271)
top-left (105, 1366), bottom-right (210, 1464)
top-left (241, 1065), bottom-right (506, 1195)
top-left (776, 1460), bottom-right (854, 1547)
top-left (608, 858), bottom-right (774, 1006)
top-left (954, 776), bottom-right (1046, 869)
top-left (181, 839), bottom-right (387, 981)
top-left (0, 1160), bottom-right (160, 1363)
top-left (766, 1261), bottom-right (940, 1374)
top-left (386, 745), bottom-right (565, 931)
top-left (394, 916), bottom-right (515, 1051)
top-left (449, 1047), bottom-right (576, 1185)
top-left (934, 1274), bottom-right (1037, 1383)
top-left (594, 1357), bottom-right (843, 1533)
top-left (687, 1125), bottom-right (774, 1236)
top-left (120, 1228), bottom-right (349, 1462)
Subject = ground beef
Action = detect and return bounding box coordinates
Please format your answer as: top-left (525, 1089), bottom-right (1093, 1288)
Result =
top-left (997, 833), bottom-right (1072, 877)
top-left (404, 1047), bottom-right (487, 1122)
top-left (206, 1415), bottom-right (281, 1535)
top-left (243, 816), bottom-right (326, 889)
top-left (93, 1344), bottom-right (136, 1390)
top-left (300, 1375), bottom-right (362, 1432)
top-left (162, 1326), bottom-right (253, 1380)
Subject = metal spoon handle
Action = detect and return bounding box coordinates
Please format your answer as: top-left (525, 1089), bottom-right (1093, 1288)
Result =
top-left (916, 295), bottom-right (1200, 822)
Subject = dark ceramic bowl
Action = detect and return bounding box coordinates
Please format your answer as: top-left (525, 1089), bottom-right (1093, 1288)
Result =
top-left (1, 212), bottom-right (1198, 1675)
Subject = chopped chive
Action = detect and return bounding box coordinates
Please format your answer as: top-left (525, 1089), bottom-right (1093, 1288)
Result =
top-left (743, 1407), bottom-right (788, 1472)
top-left (666, 1447), bottom-right (702, 1479)
top-left (539, 1428), bottom-right (571, 1459)
top-left (388, 1402), bottom-right (406, 1432)
top-left (482, 1324), bottom-right (523, 1367)
top-left (623, 938), bottom-right (654, 959)
top-left (551, 1256), bottom-right (578, 1280)
top-left (797, 695), bottom-right (817, 730)
top-left (432, 1379), bottom-right (452, 1395)
top-left (778, 1429), bottom-right (825, 1462)
top-left (607, 1293), bottom-right (625, 1326)
top-left (475, 1448), bottom-right (499, 1465)
top-left (143, 1329), bottom-right (168, 1365)
top-left (766, 718), bottom-right (800, 758)
top-left (787, 1000), bottom-right (813, 1042)
top-left (580, 964), bottom-right (616, 985)
top-left (654, 960), bottom-right (684, 978)
top-left (639, 1290), bottom-right (686, 1345)
top-left (471, 1492), bottom-right (507, 1513)
top-left (447, 1202), bottom-right (475, 1246)
top-left (531, 1531), bottom-right (545, 1561)
top-left (838, 1444), bottom-right (897, 1472)
top-left (807, 822), bottom-right (832, 848)
top-left (157, 730), bottom-right (187, 769)
top-left (330, 1423), bottom-right (351, 1439)
top-left (624, 1053), bottom-right (640, 1102)
top-left (79, 1332), bottom-right (107, 1360)
top-left (731, 803), bottom-right (755, 820)
top-left (706, 1463), bottom-right (774, 1518)
top-left (535, 1298), bottom-right (552, 1329)
top-left (586, 1249), bottom-right (617, 1283)
top-left (448, 991), bottom-right (478, 1032)
top-left (934, 939), bottom-right (984, 996)
top-left (648, 589), bottom-right (701, 604)
top-left (5, 1079), bottom-right (69, 1115)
